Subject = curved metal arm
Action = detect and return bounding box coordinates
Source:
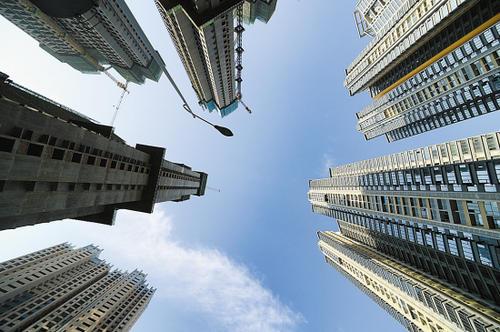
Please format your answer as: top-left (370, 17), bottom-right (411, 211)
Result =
top-left (154, 52), bottom-right (233, 137)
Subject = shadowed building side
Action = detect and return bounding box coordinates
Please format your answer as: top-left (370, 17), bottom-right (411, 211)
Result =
top-left (0, 73), bottom-right (207, 230)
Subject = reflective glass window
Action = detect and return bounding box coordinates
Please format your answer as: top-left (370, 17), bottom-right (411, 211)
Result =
top-left (461, 240), bottom-right (474, 261)
top-left (476, 163), bottom-right (490, 184)
top-left (477, 244), bottom-right (493, 267)
top-left (459, 165), bottom-right (472, 183)
top-left (448, 238), bottom-right (459, 256)
top-left (436, 234), bottom-right (446, 252)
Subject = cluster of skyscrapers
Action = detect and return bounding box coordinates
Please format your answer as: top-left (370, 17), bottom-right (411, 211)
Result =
top-left (0, 0), bottom-right (276, 330)
top-left (310, 0), bottom-right (499, 331)
top-left (2, 0), bottom-right (498, 330)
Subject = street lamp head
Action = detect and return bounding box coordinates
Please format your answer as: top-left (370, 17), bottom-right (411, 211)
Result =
top-left (214, 125), bottom-right (234, 137)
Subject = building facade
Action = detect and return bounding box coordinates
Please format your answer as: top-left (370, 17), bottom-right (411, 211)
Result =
top-left (0, 72), bottom-right (207, 230)
top-left (0, 0), bottom-right (162, 84)
top-left (242, 0), bottom-right (277, 24)
top-left (309, 132), bottom-right (500, 329)
top-left (318, 231), bottom-right (500, 332)
top-left (155, 0), bottom-right (276, 117)
top-left (346, 0), bottom-right (500, 142)
top-left (0, 243), bottom-right (154, 331)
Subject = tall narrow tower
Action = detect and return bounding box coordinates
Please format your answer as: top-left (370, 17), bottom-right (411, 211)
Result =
top-left (0, 243), bottom-right (155, 331)
top-left (0, 72), bottom-right (207, 230)
top-left (346, 0), bottom-right (499, 141)
top-left (155, 0), bottom-right (277, 117)
top-left (0, 0), bottom-right (163, 84)
top-left (309, 132), bottom-right (500, 330)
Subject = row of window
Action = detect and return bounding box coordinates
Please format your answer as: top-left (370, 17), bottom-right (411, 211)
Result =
top-left (359, 0), bottom-right (412, 36)
top-left (325, 255), bottom-right (421, 331)
top-left (386, 93), bottom-right (499, 141)
top-left (360, 47), bottom-right (498, 135)
top-left (3, 122), bottom-right (151, 165)
top-left (319, 233), bottom-right (491, 332)
top-left (338, 220), bottom-right (500, 307)
top-left (0, 180), bottom-right (148, 196)
top-left (64, 271), bottom-right (149, 331)
top-left (342, 212), bottom-right (497, 268)
top-left (2, 136), bottom-right (199, 184)
top-left (346, 0), bottom-right (467, 93)
top-left (370, 0), bottom-right (498, 96)
top-left (312, 189), bottom-right (500, 229)
top-left (0, 262), bottom-right (107, 330)
top-left (388, 32), bottom-right (497, 111)
top-left (96, 1), bottom-right (154, 65)
top-left (26, 272), bottom-right (124, 330)
top-left (317, 133), bottom-right (500, 181)
top-left (0, 135), bottom-right (154, 176)
top-left (0, 244), bottom-right (71, 274)
top-left (359, 25), bottom-right (498, 126)
top-left (336, 253), bottom-right (448, 331)
top-left (97, 285), bottom-right (152, 330)
top-left (325, 162), bottom-right (500, 189)
top-left (0, 249), bottom-right (97, 295)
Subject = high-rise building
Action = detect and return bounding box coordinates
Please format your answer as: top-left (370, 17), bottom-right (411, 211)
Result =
top-left (242, 0), bottom-right (277, 24)
top-left (0, 0), bottom-right (162, 84)
top-left (318, 231), bottom-right (500, 332)
top-left (308, 132), bottom-right (500, 326)
top-left (155, 0), bottom-right (277, 117)
top-left (0, 72), bottom-right (207, 230)
top-left (346, 0), bottom-right (500, 142)
top-left (0, 243), bottom-right (154, 331)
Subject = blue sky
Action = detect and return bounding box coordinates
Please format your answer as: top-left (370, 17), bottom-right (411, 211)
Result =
top-left (1, 1), bottom-right (500, 331)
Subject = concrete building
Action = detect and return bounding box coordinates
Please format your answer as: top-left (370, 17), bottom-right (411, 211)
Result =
top-left (155, 0), bottom-right (277, 117)
top-left (0, 72), bottom-right (207, 230)
top-left (318, 231), bottom-right (500, 332)
top-left (346, 0), bottom-right (500, 142)
top-left (0, 243), bottom-right (154, 331)
top-left (309, 132), bottom-right (500, 325)
top-left (0, 0), bottom-right (163, 84)
top-left (242, 0), bottom-right (277, 24)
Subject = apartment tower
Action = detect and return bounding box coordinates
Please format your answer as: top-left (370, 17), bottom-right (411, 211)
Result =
top-left (0, 0), bottom-right (162, 84)
top-left (309, 132), bottom-right (500, 330)
top-left (0, 243), bottom-right (154, 331)
top-left (318, 231), bottom-right (499, 331)
top-left (346, 0), bottom-right (499, 142)
top-left (0, 72), bottom-right (207, 230)
top-left (155, 0), bottom-right (277, 117)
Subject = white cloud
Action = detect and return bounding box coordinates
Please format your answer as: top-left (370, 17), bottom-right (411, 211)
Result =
top-left (0, 211), bottom-right (303, 332)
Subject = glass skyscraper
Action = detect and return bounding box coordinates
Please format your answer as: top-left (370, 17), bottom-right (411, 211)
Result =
top-left (346, 0), bottom-right (499, 142)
